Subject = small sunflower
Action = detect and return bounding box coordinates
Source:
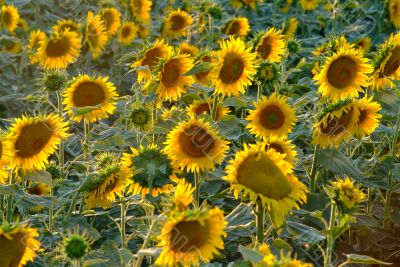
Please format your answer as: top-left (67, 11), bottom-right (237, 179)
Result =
top-left (162, 9), bottom-right (193, 38)
top-left (281, 0), bottom-right (293, 13)
top-left (247, 93), bottom-right (297, 139)
top-left (129, 107), bottom-right (152, 130)
top-left (37, 30), bottom-right (81, 69)
top-left (178, 42), bottom-right (199, 58)
top-left (85, 11), bottom-right (108, 60)
top-left (16, 17), bottom-right (28, 31)
top-left (0, 134), bottom-right (11, 184)
top-left (195, 54), bottom-right (214, 85)
top-left (1, 5), bottom-right (20, 32)
top-left (223, 17), bottom-right (250, 37)
top-left (354, 97), bottom-right (382, 138)
top-left (283, 17), bottom-right (298, 41)
top-left (355, 37), bottom-right (371, 53)
top-left (154, 53), bottom-right (195, 101)
top-left (389, 0), bottom-right (400, 28)
top-left (212, 37), bottom-right (257, 96)
top-left (299, 0), bottom-right (320, 10)
top-left (99, 7), bottom-right (121, 37)
top-left (314, 47), bottom-right (372, 102)
top-left (188, 99), bottom-right (230, 121)
top-left (118, 21), bottom-right (138, 45)
top-left (330, 177), bottom-right (366, 213)
top-left (172, 178), bottom-right (194, 212)
top-left (63, 74), bottom-right (118, 123)
top-left (156, 207), bottom-right (227, 267)
top-left (0, 223), bottom-right (41, 267)
top-left (27, 30), bottom-right (46, 64)
top-left (60, 228), bottom-right (94, 262)
top-left (253, 28), bottom-right (286, 62)
top-left (130, 0), bottom-right (152, 23)
top-left (263, 137), bottom-right (298, 166)
top-left (256, 62), bottom-right (279, 85)
top-left (26, 182), bottom-right (51, 213)
top-left (163, 117), bottom-right (229, 173)
top-left (7, 114), bottom-right (69, 172)
top-left (224, 143), bottom-right (307, 228)
top-left (52, 19), bottom-right (82, 37)
top-left (2, 39), bottom-right (21, 54)
top-left (230, 0), bottom-right (263, 9)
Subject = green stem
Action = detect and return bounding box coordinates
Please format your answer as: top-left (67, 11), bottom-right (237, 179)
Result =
top-left (208, 14), bottom-right (213, 49)
top-left (57, 91), bottom-right (65, 169)
top-left (49, 187), bottom-right (54, 233)
top-left (64, 191), bottom-right (80, 223)
top-left (6, 173), bottom-right (14, 223)
top-left (194, 172), bottom-right (200, 207)
top-left (210, 94), bottom-right (219, 121)
top-left (256, 198), bottom-right (264, 243)
top-left (310, 145), bottom-right (320, 192)
top-left (257, 82), bottom-right (262, 103)
top-left (134, 218), bottom-right (157, 267)
top-left (325, 203), bottom-right (337, 267)
top-left (83, 120), bottom-right (90, 162)
top-left (121, 200), bottom-right (126, 248)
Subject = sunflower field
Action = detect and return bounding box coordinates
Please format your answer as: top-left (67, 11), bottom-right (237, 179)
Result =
top-left (1, 0), bottom-right (400, 266)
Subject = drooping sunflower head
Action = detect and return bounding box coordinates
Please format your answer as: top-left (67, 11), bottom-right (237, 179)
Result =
top-left (247, 93), bottom-right (297, 139)
top-left (85, 11), bottom-right (109, 60)
top-left (212, 37), bottom-right (257, 96)
top-left (99, 7), bottom-right (121, 37)
top-left (163, 117), bottom-right (230, 173)
top-left (1, 5), bottom-right (20, 32)
top-left (0, 133), bottom-right (11, 184)
top-left (283, 17), bottom-right (298, 41)
top-left (353, 97), bottom-right (382, 138)
top-left (118, 21), bottom-right (138, 45)
top-left (7, 114), bottom-right (69, 172)
top-left (224, 143), bottom-right (307, 228)
top-left (188, 99), bottom-right (230, 121)
top-left (314, 46), bottom-right (373, 102)
top-left (389, 0), bottom-right (400, 28)
top-left (0, 222), bottom-right (41, 267)
top-left (37, 30), bottom-right (81, 69)
top-left (60, 227), bottom-right (94, 262)
top-left (130, 0), bottom-right (152, 23)
top-left (178, 42), bottom-right (199, 58)
top-left (299, 0), bottom-right (320, 10)
top-left (263, 137), bottom-right (298, 166)
top-left (27, 30), bottom-right (46, 64)
top-left (223, 17), bottom-right (250, 37)
top-left (156, 207), bottom-right (227, 267)
top-left (52, 19), bottom-right (82, 37)
top-left (63, 74), bottom-right (118, 123)
top-left (162, 9), bottom-right (193, 38)
top-left (129, 106), bottom-right (152, 130)
top-left (253, 28), bottom-right (286, 62)
top-left (122, 144), bottom-right (175, 198)
top-left (154, 53), bottom-right (195, 101)
top-left (329, 177), bottom-right (366, 213)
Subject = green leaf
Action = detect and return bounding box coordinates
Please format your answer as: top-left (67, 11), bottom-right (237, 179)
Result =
top-left (339, 254), bottom-right (392, 266)
top-left (0, 184), bottom-right (18, 195)
top-left (71, 105), bottom-right (102, 116)
top-left (83, 259), bottom-right (110, 267)
top-left (22, 170), bottom-right (53, 186)
top-left (118, 248), bottom-right (134, 265)
top-left (319, 149), bottom-right (365, 180)
top-left (78, 172), bottom-right (102, 192)
top-left (238, 245), bottom-right (263, 263)
top-left (286, 222), bottom-right (326, 244)
top-left (184, 62), bottom-right (212, 76)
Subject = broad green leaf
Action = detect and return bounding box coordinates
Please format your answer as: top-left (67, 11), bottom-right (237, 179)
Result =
top-left (22, 170), bottom-right (53, 186)
top-left (339, 254), bottom-right (392, 266)
top-left (238, 245), bottom-right (263, 263)
top-left (184, 62), bottom-right (212, 76)
top-left (287, 222), bottom-right (325, 244)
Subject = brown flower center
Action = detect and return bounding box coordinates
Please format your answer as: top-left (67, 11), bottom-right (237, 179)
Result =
top-left (257, 36), bottom-right (272, 60)
top-left (383, 47), bottom-right (400, 76)
top-left (122, 26), bottom-right (131, 38)
top-left (219, 54), bottom-right (245, 84)
top-left (15, 122), bottom-right (53, 158)
top-left (259, 105), bottom-right (285, 130)
top-left (45, 36), bottom-right (71, 57)
top-left (73, 81), bottom-right (106, 107)
top-left (142, 47), bottom-right (162, 71)
top-left (327, 56), bottom-right (358, 89)
top-left (178, 126), bottom-right (215, 158)
top-left (101, 11), bottom-right (115, 32)
top-left (358, 109), bottom-right (368, 124)
top-left (170, 15), bottom-right (185, 31)
top-left (227, 21), bottom-right (241, 35)
top-left (161, 58), bottom-right (181, 88)
top-left (170, 220), bottom-right (209, 253)
top-left (320, 107), bottom-right (354, 135)
top-left (2, 11), bottom-right (11, 26)
top-left (266, 143), bottom-right (284, 154)
top-left (61, 23), bottom-right (78, 32)
top-left (87, 22), bottom-right (101, 48)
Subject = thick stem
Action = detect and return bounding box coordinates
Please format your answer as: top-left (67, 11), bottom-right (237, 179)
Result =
top-left (194, 172), bottom-right (200, 207)
top-left (325, 204), bottom-right (337, 267)
top-left (57, 91), bottom-right (65, 169)
top-left (256, 198), bottom-right (264, 243)
top-left (83, 120), bottom-right (90, 162)
top-left (310, 145), bottom-right (320, 192)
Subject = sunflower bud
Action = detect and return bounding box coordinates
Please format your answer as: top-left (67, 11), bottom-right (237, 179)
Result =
top-left (40, 69), bottom-right (67, 92)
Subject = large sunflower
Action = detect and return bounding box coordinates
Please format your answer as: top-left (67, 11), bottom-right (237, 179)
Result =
top-left (130, 0), bottom-right (152, 23)
top-left (7, 114), bottom-right (69, 172)
top-left (0, 134), bottom-right (11, 184)
top-left (37, 30), bottom-right (81, 69)
top-left (99, 7), bottom-right (121, 37)
top-left (314, 47), bottom-right (372, 102)
top-left (263, 137), bottom-right (298, 166)
top-left (63, 74), bottom-right (118, 123)
top-left (131, 39), bottom-right (173, 83)
top-left (299, 0), bottom-right (320, 10)
top-left (163, 118), bottom-right (229, 173)
top-left (0, 223), bottom-right (41, 267)
top-left (1, 5), bottom-right (20, 32)
top-left (188, 99), bottom-right (230, 121)
top-left (154, 53), bottom-right (195, 101)
top-left (212, 37), bottom-right (257, 96)
top-left (162, 9), bottom-right (193, 38)
top-left (223, 17), bottom-right (250, 37)
top-left (156, 207), bottom-right (227, 267)
top-left (85, 11), bottom-right (108, 60)
top-left (313, 101), bottom-right (360, 148)
top-left (254, 28), bottom-right (286, 62)
top-left (52, 19), bottom-right (82, 37)
top-left (121, 144), bottom-right (175, 198)
top-left (118, 21), bottom-right (138, 45)
top-left (389, 0), bottom-right (400, 28)
top-left (354, 97), bottom-right (382, 138)
top-left (27, 30), bottom-right (46, 64)
top-left (224, 143), bottom-right (307, 228)
top-left (247, 93), bottom-right (297, 139)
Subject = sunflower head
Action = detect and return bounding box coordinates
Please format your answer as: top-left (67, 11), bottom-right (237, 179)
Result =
top-left (1, 5), bottom-right (20, 32)
top-left (253, 28), bottom-right (286, 62)
top-left (27, 182), bottom-right (51, 212)
top-left (60, 227), bottom-right (94, 262)
top-left (329, 177), bottom-right (366, 213)
top-left (130, 0), bottom-right (152, 23)
top-left (178, 42), bottom-right (199, 58)
top-left (223, 17), bottom-right (250, 37)
top-left (38, 69), bottom-right (68, 92)
top-left (118, 21), bottom-right (138, 45)
top-left (389, 0), bottom-right (400, 28)
top-left (355, 37), bottom-right (371, 53)
top-left (162, 9), bottom-right (193, 38)
top-left (0, 133), bottom-right (11, 184)
top-left (2, 39), bottom-right (21, 54)
top-left (52, 19), bottom-right (82, 37)
top-left (171, 178), bottom-right (194, 212)
top-left (129, 107), bottom-right (152, 130)
top-left (85, 11), bottom-right (109, 60)
top-left (99, 7), bottom-right (121, 36)
top-left (28, 30), bottom-right (46, 64)
top-left (287, 39), bottom-right (301, 54)
top-left (188, 99), bottom-right (230, 121)
top-left (299, 0), bottom-right (320, 10)
top-left (256, 61), bottom-right (279, 85)
top-left (283, 17), bottom-right (298, 40)
top-left (263, 137), bottom-right (298, 165)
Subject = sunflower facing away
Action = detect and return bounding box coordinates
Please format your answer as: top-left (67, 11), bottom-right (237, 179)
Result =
top-left (60, 228), bottom-right (94, 262)
top-left (389, 0), bottom-right (400, 28)
top-left (162, 9), bottom-right (193, 38)
top-left (121, 144), bottom-right (175, 198)
top-left (247, 93), bottom-right (297, 139)
top-left (154, 53), bottom-right (195, 101)
top-left (1, 5), bottom-right (20, 32)
top-left (223, 17), bottom-right (250, 37)
top-left (131, 39), bottom-right (173, 83)
top-left (0, 222), bottom-right (41, 267)
top-left (85, 11), bottom-right (109, 60)
top-left (37, 30), bottom-right (81, 69)
top-left (0, 134), bottom-right (11, 184)
top-left (63, 74), bottom-right (118, 123)
top-left (314, 46), bottom-right (372, 102)
top-left (7, 114), bottom-right (69, 172)
top-left (52, 19), bottom-right (82, 37)
top-left (130, 0), bottom-right (152, 23)
top-left (254, 28), bottom-right (286, 62)
top-left (212, 37), bottom-right (257, 96)
top-left (355, 37), bottom-right (372, 53)
top-left (299, 0), bottom-right (320, 10)
top-left (99, 7), bottom-right (121, 37)
top-left (354, 97), bottom-right (382, 138)
top-left (224, 143), bottom-right (307, 228)
top-left (163, 117), bottom-right (229, 173)
top-left (27, 30), bottom-right (46, 64)
top-left (156, 207), bottom-right (227, 267)
top-left (263, 137), bottom-right (298, 166)
top-left (118, 21), bottom-right (138, 45)
top-left (188, 99), bottom-right (230, 121)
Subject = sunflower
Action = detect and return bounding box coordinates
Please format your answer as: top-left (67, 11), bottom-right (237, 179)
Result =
top-left (195, 54), bottom-right (214, 85)
top-left (389, 0), bottom-right (400, 28)
top-left (355, 37), bottom-right (371, 53)
top-left (256, 62), bottom-right (279, 85)
top-left (188, 99), bottom-right (230, 121)
top-left (121, 144), bottom-right (175, 198)
top-left (162, 9), bottom-right (193, 38)
top-left (85, 11), bottom-right (108, 60)
top-left (7, 114), bottom-right (69, 172)
top-left (283, 17), bottom-right (298, 41)
top-left (60, 228), bottom-right (94, 262)
top-left (212, 37), bottom-right (257, 96)
top-left (281, 0), bottom-right (293, 13)
top-left (299, 0), bottom-right (320, 10)
top-left (223, 143), bottom-right (307, 228)
top-left (178, 42), bottom-right (199, 58)
top-left (99, 7), bottom-right (121, 37)
top-left (247, 93), bottom-right (297, 139)
top-left (172, 178), bottom-right (195, 212)
top-left (0, 134), bottom-right (11, 184)
top-left (26, 182), bottom-right (51, 212)
top-left (254, 28), bottom-right (286, 62)
top-left (118, 21), bottom-right (138, 45)
top-left (230, 0), bottom-right (263, 9)
top-left (130, 0), bottom-right (152, 23)
top-left (371, 33), bottom-right (400, 90)
top-left (353, 97), bottom-right (382, 138)
top-left (263, 137), bottom-right (298, 166)
top-left (223, 17), bottom-right (250, 37)
top-left (63, 74), bottom-right (118, 123)
top-left (52, 19), bottom-right (82, 37)
top-left (2, 39), bottom-right (21, 54)
top-left (314, 47), bottom-right (372, 102)
top-left (17, 17), bottom-right (28, 31)
top-left (131, 39), bottom-right (173, 83)
top-left (154, 53), bottom-right (195, 101)
top-left (129, 107), bottom-right (152, 130)
top-left (0, 223), bottom-right (41, 267)
top-left (37, 30), bottom-right (81, 69)
top-left (1, 5), bottom-right (19, 32)
top-left (27, 30), bottom-right (46, 64)
top-left (163, 117), bottom-right (229, 173)
top-left (156, 207), bottom-right (227, 267)
top-left (330, 177), bottom-right (366, 213)
top-left (312, 101), bottom-right (360, 148)
top-left (255, 243), bottom-right (313, 267)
